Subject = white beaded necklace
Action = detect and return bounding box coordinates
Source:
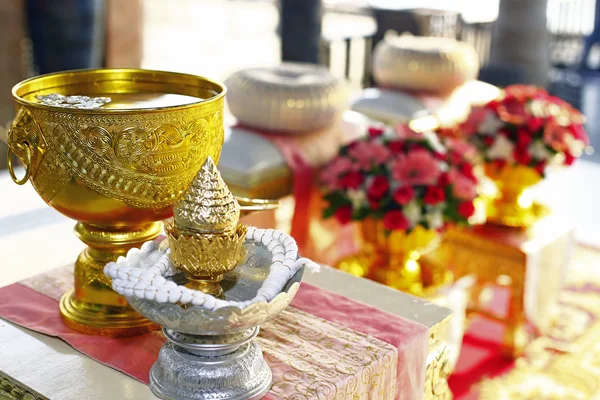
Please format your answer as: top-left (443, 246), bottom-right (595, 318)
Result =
top-left (104, 227), bottom-right (319, 311)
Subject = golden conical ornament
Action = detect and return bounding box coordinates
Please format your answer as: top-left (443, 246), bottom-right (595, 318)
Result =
top-left (174, 157), bottom-right (240, 233)
top-left (168, 156), bottom-right (247, 297)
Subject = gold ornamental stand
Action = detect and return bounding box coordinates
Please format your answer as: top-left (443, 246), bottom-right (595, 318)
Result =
top-left (59, 222), bottom-right (163, 335)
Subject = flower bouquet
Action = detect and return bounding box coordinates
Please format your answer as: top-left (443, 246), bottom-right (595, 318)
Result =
top-left (458, 84), bottom-right (589, 226)
top-left (321, 125), bottom-right (480, 293)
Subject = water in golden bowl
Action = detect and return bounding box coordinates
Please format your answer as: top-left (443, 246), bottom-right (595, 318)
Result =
top-left (7, 69), bottom-right (230, 336)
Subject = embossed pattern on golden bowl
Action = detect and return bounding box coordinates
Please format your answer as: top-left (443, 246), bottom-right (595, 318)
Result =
top-left (8, 69), bottom-right (226, 226)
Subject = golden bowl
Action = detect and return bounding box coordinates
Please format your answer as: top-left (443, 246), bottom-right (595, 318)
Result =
top-left (7, 69), bottom-right (229, 336)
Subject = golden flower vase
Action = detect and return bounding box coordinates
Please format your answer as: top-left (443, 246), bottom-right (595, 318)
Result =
top-left (337, 219), bottom-right (447, 296)
top-left (6, 69), bottom-right (232, 336)
top-left (484, 163), bottom-right (545, 228)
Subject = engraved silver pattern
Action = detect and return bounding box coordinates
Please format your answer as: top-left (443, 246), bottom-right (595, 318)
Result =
top-left (35, 93), bottom-right (111, 109)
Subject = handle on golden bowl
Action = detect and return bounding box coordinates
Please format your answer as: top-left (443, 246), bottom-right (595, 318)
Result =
top-left (7, 141), bottom-right (32, 185)
top-left (236, 196), bottom-right (280, 215)
top-left (6, 107), bottom-right (43, 185)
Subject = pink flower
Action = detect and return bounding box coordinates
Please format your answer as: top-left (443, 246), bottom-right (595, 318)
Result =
top-left (460, 107), bottom-right (488, 136)
top-left (445, 138), bottom-right (478, 161)
top-left (543, 119), bottom-right (571, 152)
top-left (395, 124), bottom-right (425, 140)
top-left (321, 156), bottom-right (353, 189)
top-left (449, 169), bottom-right (477, 200)
top-left (391, 150), bottom-right (442, 186)
top-left (347, 141), bottom-right (391, 170)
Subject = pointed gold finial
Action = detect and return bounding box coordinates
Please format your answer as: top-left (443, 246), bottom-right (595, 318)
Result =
top-left (168, 156), bottom-right (247, 298)
top-left (173, 157), bottom-right (240, 233)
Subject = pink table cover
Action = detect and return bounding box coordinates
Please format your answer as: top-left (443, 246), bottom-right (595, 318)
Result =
top-left (0, 266), bottom-right (428, 399)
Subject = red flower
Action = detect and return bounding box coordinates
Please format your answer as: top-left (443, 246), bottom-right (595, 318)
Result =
top-left (393, 186), bottom-right (415, 205)
top-left (424, 186), bottom-right (446, 205)
top-left (339, 171), bottom-right (364, 189)
top-left (458, 201), bottom-right (476, 219)
top-left (564, 151), bottom-right (576, 166)
top-left (569, 124), bottom-right (589, 144)
top-left (388, 140), bottom-right (405, 154)
top-left (434, 152), bottom-right (447, 161)
top-left (334, 206), bottom-right (353, 224)
top-left (369, 199), bottom-right (380, 210)
top-left (494, 160), bottom-right (507, 170)
top-left (517, 129), bottom-right (533, 148)
top-left (408, 143), bottom-right (426, 152)
top-left (534, 161), bottom-right (546, 176)
top-left (367, 176), bottom-right (389, 200)
top-left (485, 99), bottom-right (500, 112)
top-left (527, 117), bottom-right (544, 133)
top-left (393, 187), bottom-right (415, 205)
top-left (513, 148), bottom-right (532, 165)
top-left (383, 210), bottom-right (410, 231)
top-left (483, 136), bottom-right (495, 147)
top-left (437, 172), bottom-right (450, 186)
top-left (460, 163), bottom-right (477, 181)
top-left (497, 97), bottom-right (529, 125)
top-left (368, 126), bottom-right (385, 138)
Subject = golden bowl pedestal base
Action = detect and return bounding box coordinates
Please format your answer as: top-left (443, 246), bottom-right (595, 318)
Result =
top-left (59, 222), bottom-right (163, 336)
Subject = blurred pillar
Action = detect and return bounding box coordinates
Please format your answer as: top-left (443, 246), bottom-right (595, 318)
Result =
top-left (280, 0), bottom-right (322, 64)
top-left (105, 0), bottom-right (143, 68)
top-left (490, 0), bottom-right (550, 86)
top-left (26, 0), bottom-right (106, 74)
top-left (0, 0), bottom-right (25, 169)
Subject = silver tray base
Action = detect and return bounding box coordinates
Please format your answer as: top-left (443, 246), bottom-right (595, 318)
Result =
top-left (150, 327), bottom-right (272, 400)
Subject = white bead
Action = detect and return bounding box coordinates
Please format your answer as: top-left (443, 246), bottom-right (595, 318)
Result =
top-left (134, 288), bottom-right (145, 298)
top-left (284, 242), bottom-right (298, 252)
top-left (272, 245), bottom-right (285, 254)
top-left (270, 261), bottom-right (284, 269)
top-left (133, 281), bottom-right (147, 290)
top-left (116, 256), bottom-right (127, 264)
top-left (128, 269), bottom-right (143, 278)
top-left (116, 266), bottom-right (131, 279)
top-left (144, 289), bottom-right (156, 301)
top-left (283, 236), bottom-right (294, 245)
top-left (191, 293), bottom-right (205, 306)
top-left (164, 281), bottom-right (177, 289)
top-left (127, 252), bottom-right (142, 268)
top-left (282, 259), bottom-right (295, 269)
top-left (272, 230), bottom-right (283, 240)
top-left (255, 294), bottom-right (269, 303)
top-left (155, 290), bottom-right (168, 303)
top-left (152, 276), bottom-right (166, 286)
top-left (204, 296), bottom-right (216, 309)
top-left (124, 288), bottom-right (134, 297)
top-left (261, 235), bottom-right (272, 246)
top-left (273, 253), bottom-right (285, 262)
top-left (147, 266), bottom-right (162, 275)
top-left (180, 290), bottom-right (193, 304)
top-left (124, 280), bottom-right (136, 289)
top-left (213, 299), bottom-right (229, 309)
top-left (267, 240), bottom-right (278, 251)
top-left (252, 229), bottom-right (263, 242)
top-left (285, 251), bottom-right (298, 260)
top-left (140, 241), bottom-right (156, 254)
top-left (140, 271), bottom-right (155, 282)
top-left (168, 290), bottom-right (181, 303)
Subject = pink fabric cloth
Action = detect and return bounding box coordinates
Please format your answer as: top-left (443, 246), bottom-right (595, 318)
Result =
top-left (234, 124), bottom-right (315, 252)
top-left (0, 279), bottom-right (428, 399)
top-left (291, 284), bottom-right (429, 400)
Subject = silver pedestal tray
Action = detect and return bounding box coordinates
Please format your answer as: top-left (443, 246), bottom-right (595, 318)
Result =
top-left (125, 243), bottom-right (304, 400)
